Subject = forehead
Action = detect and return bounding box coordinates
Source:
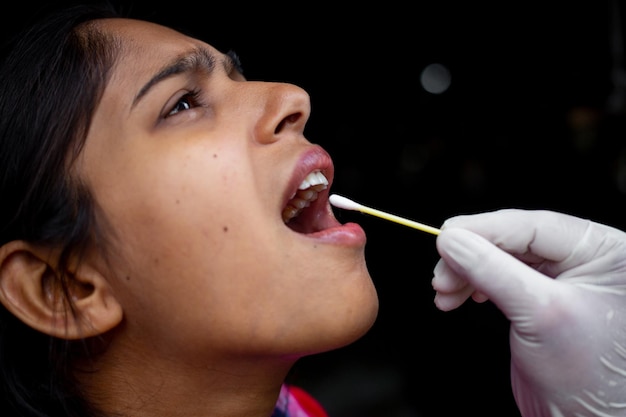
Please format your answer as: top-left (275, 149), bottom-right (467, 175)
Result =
top-left (93, 18), bottom-right (218, 108)
top-left (96, 17), bottom-right (205, 51)
top-left (98, 16), bottom-right (219, 63)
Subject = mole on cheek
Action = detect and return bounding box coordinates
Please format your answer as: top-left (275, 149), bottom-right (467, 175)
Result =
top-left (223, 226), bottom-right (228, 232)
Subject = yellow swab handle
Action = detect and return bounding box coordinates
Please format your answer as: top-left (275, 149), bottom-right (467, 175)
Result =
top-left (328, 194), bottom-right (441, 236)
top-left (358, 206), bottom-right (441, 235)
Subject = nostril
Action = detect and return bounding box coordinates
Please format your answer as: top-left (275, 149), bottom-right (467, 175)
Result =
top-left (275, 112), bottom-right (301, 134)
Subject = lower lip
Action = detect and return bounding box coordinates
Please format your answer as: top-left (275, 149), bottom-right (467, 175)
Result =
top-left (309, 222), bottom-right (367, 246)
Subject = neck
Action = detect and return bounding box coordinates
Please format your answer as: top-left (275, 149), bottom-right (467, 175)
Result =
top-left (74, 333), bottom-right (296, 417)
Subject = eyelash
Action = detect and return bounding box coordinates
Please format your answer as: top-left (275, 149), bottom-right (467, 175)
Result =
top-left (164, 52), bottom-right (243, 119)
top-left (166, 89), bottom-right (204, 117)
top-left (227, 50), bottom-right (244, 75)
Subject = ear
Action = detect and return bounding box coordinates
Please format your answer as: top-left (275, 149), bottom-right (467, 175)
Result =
top-left (0, 240), bottom-right (123, 340)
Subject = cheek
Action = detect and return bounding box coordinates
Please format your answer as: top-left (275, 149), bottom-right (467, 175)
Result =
top-left (112, 165), bottom-right (243, 255)
top-left (93, 143), bottom-right (253, 269)
top-left (108, 139), bottom-right (243, 214)
top-left (84, 140), bottom-right (291, 337)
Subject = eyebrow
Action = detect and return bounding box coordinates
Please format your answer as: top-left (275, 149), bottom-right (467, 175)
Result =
top-left (131, 47), bottom-right (220, 109)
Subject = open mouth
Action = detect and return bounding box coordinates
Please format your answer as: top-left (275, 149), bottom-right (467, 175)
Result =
top-left (282, 170), bottom-right (328, 233)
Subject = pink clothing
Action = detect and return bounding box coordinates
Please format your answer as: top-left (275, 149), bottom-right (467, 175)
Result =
top-left (272, 384), bottom-right (330, 417)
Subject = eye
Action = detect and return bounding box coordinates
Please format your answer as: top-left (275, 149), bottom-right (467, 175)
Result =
top-left (166, 90), bottom-right (202, 117)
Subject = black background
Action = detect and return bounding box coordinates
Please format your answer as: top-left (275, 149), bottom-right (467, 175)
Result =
top-left (5, 1), bottom-right (626, 416)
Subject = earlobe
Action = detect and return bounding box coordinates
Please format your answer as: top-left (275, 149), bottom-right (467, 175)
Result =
top-left (0, 241), bottom-right (123, 340)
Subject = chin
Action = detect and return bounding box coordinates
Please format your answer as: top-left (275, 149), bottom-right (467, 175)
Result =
top-left (320, 293), bottom-right (380, 353)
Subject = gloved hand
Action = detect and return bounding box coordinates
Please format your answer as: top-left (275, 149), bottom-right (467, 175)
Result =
top-left (432, 209), bottom-right (626, 417)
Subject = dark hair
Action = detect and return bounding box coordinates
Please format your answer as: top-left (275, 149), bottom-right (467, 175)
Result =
top-left (0, 3), bottom-right (123, 416)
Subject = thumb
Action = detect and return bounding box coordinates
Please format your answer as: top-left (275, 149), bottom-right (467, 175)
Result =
top-left (436, 227), bottom-right (558, 319)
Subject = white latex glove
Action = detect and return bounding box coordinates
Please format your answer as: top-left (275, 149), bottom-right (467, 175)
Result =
top-left (432, 209), bottom-right (626, 417)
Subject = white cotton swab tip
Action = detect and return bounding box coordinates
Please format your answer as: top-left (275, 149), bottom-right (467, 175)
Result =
top-left (328, 194), bottom-right (364, 211)
top-left (329, 194), bottom-right (441, 236)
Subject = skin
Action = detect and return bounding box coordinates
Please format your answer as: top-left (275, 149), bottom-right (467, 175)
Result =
top-left (62, 18), bottom-right (379, 417)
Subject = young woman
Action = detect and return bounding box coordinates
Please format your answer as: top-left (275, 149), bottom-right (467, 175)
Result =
top-left (4, 3), bottom-right (626, 417)
top-left (0, 3), bottom-right (378, 416)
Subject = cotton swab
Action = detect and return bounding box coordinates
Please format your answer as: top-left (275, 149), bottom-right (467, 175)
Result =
top-left (329, 194), bottom-right (441, 236)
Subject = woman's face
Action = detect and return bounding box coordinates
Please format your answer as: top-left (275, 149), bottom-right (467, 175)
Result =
top-left (80, 18), bottom-right (378, 364)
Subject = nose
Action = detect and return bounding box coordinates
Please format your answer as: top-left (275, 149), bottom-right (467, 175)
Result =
top-left (247, 82), bottom-right (311, 144)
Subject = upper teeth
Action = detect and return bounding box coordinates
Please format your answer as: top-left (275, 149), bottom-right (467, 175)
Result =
top-left (282, 171), bottom-right (329, 223)
top-left (298, 171), bottom-right (328, 190)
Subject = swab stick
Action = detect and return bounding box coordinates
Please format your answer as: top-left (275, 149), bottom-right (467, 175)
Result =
top-left (329, 194), bottom-right (441, 236)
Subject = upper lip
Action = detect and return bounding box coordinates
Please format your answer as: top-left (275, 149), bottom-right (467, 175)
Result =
top-left (284, 144), bottom-right (334, 204)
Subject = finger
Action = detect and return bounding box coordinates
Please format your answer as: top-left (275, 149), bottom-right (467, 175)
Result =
top-left (435, 227), bottom-right (560, 319)
top-left (471, 291), bottom-right (490, 303)
top-left (432, 259), bottom-right (476, 311)
top-left (432, 258), bottom-right (469, 293)
top-left (441, 209), bottom-right (592, 262)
